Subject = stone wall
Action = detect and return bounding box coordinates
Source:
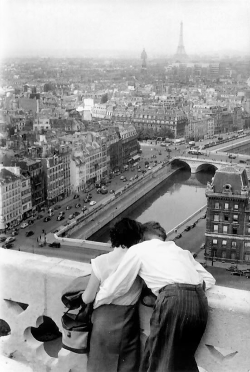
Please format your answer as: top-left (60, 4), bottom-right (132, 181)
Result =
top-left (0, 249), bottom-right (250, 372)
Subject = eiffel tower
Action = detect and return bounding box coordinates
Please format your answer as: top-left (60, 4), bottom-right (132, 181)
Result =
top-left (174, 21), bottom-right (188, 62)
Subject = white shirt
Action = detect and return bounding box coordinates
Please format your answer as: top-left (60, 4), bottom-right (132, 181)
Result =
top-left (92, 247), bottom-right (142, 309)
top-left (95, 239), bottom-right (216, 308)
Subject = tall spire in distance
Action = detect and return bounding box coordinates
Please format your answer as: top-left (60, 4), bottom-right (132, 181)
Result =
top-left (174, 21), bottom-right (188, 62)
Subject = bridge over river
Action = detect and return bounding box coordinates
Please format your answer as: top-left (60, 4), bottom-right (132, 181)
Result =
top-left (171, 156), bottom-right (235, 174)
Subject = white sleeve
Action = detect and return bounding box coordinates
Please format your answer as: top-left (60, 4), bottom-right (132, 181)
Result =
top-left (95, 247), bottom-right (141, 308)
top-left (192, 257), bottom-right (216, 290)
top-left (91, 257), bottom-right (102, 282)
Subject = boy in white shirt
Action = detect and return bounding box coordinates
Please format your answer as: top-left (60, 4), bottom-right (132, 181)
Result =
top-left (95, 220), bottom-right (216, 372)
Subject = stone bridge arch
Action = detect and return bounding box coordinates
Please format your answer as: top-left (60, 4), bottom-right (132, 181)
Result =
top-left (196, 163), bottom-right (218, 174)
top-left (171, 159), bottom-right (191, 172)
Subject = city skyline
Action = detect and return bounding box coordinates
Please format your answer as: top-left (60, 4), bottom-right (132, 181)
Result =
top-left (1, 0), bottom-right (250, 59)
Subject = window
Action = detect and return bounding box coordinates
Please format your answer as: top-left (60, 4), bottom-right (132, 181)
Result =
top-left (245, 242), bottom-right (250, 248)
top-left (214, 225), bottom-right (218, 232)
top-left (233, 215), bottom-right (238, 222)
top-left (223, 225), bottom-right (228, 233)
top-left (234, 204), bottom-right (238, 210)
top-left (212, 239), bottom-right (218, 245)
top-left (224, 203), bottom-right (229, 210)
top-left (248, 228), bottom-right (250, 234)
top-left (222, 251), bottom-right (226, 258)
top-left (232, 241), bottom-right (237, 248)
top-left (215, 202), bottom-right (220, 209)
top-left (245, 253), bottom-right (250, 261)
top-left (214, 214), bottom-right (219, 222)
top-left (222, 240), bottom-right (227, 246)
top-left (232, 227), bottom-right (238, 235)
top-left (224, 214), bottom-right (229, 221)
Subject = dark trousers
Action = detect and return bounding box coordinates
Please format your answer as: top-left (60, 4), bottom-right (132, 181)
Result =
top-left (88, 304), bottom-right (140, 372)
top-left (140, 283), bottom-right (208, 372)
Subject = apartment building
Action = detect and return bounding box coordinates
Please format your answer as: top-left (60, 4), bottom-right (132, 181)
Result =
top-left (41, 155), bottom-right (64, 206)
top-left (12, 159), bottom-right (45, 212)
top-left (205, 166), bottom-right (250, 263)
top-left (20, 173), bottom-right (32, 220)
top-left (0, 165), bottom-right (22, 231)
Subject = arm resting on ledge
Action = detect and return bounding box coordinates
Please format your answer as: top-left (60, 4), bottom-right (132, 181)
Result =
top-left (82, 270), bottom-right (100, 304)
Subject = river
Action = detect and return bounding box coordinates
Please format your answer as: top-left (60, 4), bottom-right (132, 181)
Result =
top-left (89, 169), bottom-right (214, 243)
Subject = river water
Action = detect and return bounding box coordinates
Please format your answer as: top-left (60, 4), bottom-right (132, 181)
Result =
top-left (89, 169), bottom-right (214, 243)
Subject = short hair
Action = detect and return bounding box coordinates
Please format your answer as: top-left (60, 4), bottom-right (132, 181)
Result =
top-left (110, 218), bottom-right (143, 248)
top-left (142, 221), bottom-right (167, 241)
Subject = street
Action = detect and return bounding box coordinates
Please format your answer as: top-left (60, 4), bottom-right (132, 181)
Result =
top-left (2, 133), bottom-right (250, 262)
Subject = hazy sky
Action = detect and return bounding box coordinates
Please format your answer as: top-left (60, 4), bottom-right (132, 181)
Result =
top-left (1, 0), bottom-right (250, 58)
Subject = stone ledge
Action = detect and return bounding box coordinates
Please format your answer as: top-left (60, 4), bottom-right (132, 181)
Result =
top-left (0, 249), bottom-right (250, 372)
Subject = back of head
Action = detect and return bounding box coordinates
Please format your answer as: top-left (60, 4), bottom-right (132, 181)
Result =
top-left (142, 221), bottom-right (167, 241)
top-left (110, 218), bottom-right (143, 248)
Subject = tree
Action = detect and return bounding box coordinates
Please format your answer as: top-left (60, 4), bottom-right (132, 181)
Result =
top-left (101, 93), bottom-right (108, 104)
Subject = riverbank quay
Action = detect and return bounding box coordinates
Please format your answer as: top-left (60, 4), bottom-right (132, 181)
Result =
top-left (55, 162), bottom-right (180, 241)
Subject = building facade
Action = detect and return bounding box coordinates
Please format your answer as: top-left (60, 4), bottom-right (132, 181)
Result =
top-left (0, 165), bottom-right (22, 231)
top-left (41, 155), bottom-right (64, 206)
top-left (205, 166), bottom-right (250, 263)
top-left (21, 174), bottom-right (32, 220)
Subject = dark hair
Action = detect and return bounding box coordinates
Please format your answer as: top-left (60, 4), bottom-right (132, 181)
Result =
top-left (110, 218), bottom-right (143, 248)
top-left (142, 221), bottom-right (167, 241)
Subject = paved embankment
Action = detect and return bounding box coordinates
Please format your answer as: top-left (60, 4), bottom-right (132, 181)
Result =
top-left (57, 162), bottom-right (180, 240)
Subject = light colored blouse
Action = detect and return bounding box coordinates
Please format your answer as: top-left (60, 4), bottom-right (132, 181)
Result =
top-left (95, 239), bottom-right (216, 308)
top-left (91, 247), bottom-right (142, 309)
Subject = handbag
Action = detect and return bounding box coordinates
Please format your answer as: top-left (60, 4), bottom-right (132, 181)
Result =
top-left (61, 303), bottom-right (93, 354)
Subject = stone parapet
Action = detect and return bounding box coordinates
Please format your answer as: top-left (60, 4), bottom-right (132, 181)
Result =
top-left (0, 249), bottom-right (250, 372)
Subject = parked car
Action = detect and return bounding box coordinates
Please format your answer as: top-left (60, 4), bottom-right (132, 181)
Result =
top-left (0, 236), bottom-right (7, 242)
top-left (148, 167), bottom-right (152, 170)
top-left (20, 222), bottom-right (29, 229)
top-left (57, 215), bottom-right (64, 221)
top-left (226, 265), bottom-right (238, 272)
top-left (73, 212), bottom-right (80, 218)
top-left (49, 241), bottom-right (61, 248)
top-left (66, 205), bottom-right (72, 210)
top-left (100, 189), bottom-right (108, 194)
top-left (11, 230), bottom-right (18, 236)
top-left (68, 214), bottom-right (74, 220)
top-left (200, 243), bottom-right (205, 250)
top-left (231, 271), bottom-right (243, 276)
top-left (175, 234), bottom-right (182, 239)
top-left (89, 201), bottom-right (96, 206)
top-left (184, 226), bottom-right (191, 232)
top-left (75, 203), bottom-right (81, 208)
top-left (120, 176), bottom-right (125, 180)
top-left (43, 217), bottom-right (51, 222)
top-left (5, 237), bottom-right (16, 244)
top-left (109, 189), bottom-right (115, 194)
top-left (239, 159), bottom-right (246, 164)
top-left (4, 243), bottom-right (13, 249)
top-left (54, 205), bottom-right (61, 210)
top-left (37, 214), bottom-right (43, 219)
top-left (73, 194), bottom-right (80, 199)
top-left (28, 219), bottom-right (34, 225)
top-left (228, 154), bottom-right (236, 159)
top-left (25, 231), bottom-right (34, 237)
top-left (82, 206), bottom-right (88, 212)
